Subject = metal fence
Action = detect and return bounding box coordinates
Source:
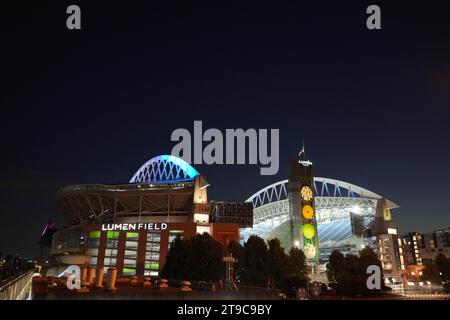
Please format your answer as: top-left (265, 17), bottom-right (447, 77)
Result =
top-left (0, 270), bottom-right (34, 300)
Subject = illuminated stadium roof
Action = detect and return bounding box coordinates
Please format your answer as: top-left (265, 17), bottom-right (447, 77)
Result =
top-left (129, 155), bottom-right (200, 183)
top-left (246, 177), bottom-right (399, 209)
top-left (242, 177), bottom-right (399, 248)
top-left (57, 155), bottom-right (203, 225)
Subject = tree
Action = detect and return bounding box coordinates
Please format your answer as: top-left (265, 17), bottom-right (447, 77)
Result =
top-left (240, 235), bottom-right (269, 287)
top-left (359, 246), bottom-right (384, 293)
top-left (267, 239), bottom-right (288, 289)
top-left (286, 247), bottom-right (308, 279)
top-left (282, 247), bottom-right (308, 292)
top-left (342, 254), bottom-right (366, 295)
top-left (435, 254), bottom-right (450, 282)
top-left (161, 233), bottom-right (223, 281)
top-left (326, 248), bottom-right (384, 295)
top-left (420, 254), bottom-right (450, 293)
top-left (161, 235), bottom-right (184, 279)
top-left (191, 233), bottom-right (224, 281)
top-left (326, 250), bottom-right (345, 288)
top-left (421, 261), bottom-right (441, 285)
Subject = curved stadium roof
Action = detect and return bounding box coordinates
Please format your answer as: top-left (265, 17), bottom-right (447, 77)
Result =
top-left (246, 177), bottom-right (399, 209)
top-left (57, 155), bottom-right (202, 225)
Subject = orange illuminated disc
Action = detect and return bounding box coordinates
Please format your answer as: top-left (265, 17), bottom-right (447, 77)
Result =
top-left (302, 205), bottom-right (314, 219)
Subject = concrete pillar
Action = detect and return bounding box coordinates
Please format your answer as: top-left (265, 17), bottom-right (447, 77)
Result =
top-left (106, 268), bottom-right (117, 291)
top-left (81, 267), bottom-right (88, 283)
top-left (130, 275), bottom-right (140, 287)
top-left (80, 267), bottom-right (90, 288)
top-left (94, 267), bottom-right (104, 288)
top-left (88, 267), bottom-right (96, 285)
top-left (143, 277), bottom-right (152, 289)
top-left (181, 280), bottom-right (192, 292)
top-left (159, 279), bottom-right (168, 288)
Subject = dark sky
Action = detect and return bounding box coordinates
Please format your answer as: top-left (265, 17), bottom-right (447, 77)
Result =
top-left (1, 1), bottom-right (449, 258)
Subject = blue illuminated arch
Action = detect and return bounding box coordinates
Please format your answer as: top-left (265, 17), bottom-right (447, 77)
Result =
top-left (129, 155), bottom-right (200, 183)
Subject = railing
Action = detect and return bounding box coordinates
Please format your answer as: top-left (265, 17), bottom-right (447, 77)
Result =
top-left (57, 182), bottom-right (195, 196)
top-left (0, 270), bottom-right (35, 300)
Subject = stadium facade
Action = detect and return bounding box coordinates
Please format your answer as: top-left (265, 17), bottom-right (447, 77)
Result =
top-left (241, 158), bottom-right (405, 282)
top-left (48, 155), bottom-right (252, 278)
top-left (48, 152), bottom-right (405, 283)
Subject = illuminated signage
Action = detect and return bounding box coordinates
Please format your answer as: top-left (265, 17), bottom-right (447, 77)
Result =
top-left (298, 160), bottom-right (313, 167)
top-left (387, 228), bottom-right (397, 235)
top-left (101, 223), bottom-right (168, 231)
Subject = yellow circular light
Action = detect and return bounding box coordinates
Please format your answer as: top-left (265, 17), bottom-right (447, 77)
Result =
top-left (302, 205), bottom-right (314, 219)
top-left (300, 186), bottom-right (313, 201)
top-left (302, 224), bottom-right (315, 239)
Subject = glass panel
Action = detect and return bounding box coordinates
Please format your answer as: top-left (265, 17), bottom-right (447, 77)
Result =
top-left (145, 252), bottom-right (160, 260)
top-left (146, 243), bottom-right (160, 252)
top-left (122, 268), bottom-right (136, 276)
top-left (150, 262), bottom-right (159, 270)
top-left (104, 249), bottom-right (118, 257)
top-left (126, 232), bottom-right (139, 240)
top-left (147, 232), bottom-right (161, 242)
top-left (104, 257), bottom-right (116, 266)
top-left (106, 239), bottom-right (119, 248)
top-left (168, 231), bottom-right (184, 244)
top-left (124, 259), bottom-right (136, 268)
top-left (87, 248), bottom-right (98, 256)
top-left (125, 241), bottom-right (138, 250)
top-left (124, 250), bottom-right (137, 258)
top-left (107, 231), bottom-right (120, 239)
top-left (89, 257), bottom-right (98, 266)
top-left (89, 239), bottom-right (100, 248)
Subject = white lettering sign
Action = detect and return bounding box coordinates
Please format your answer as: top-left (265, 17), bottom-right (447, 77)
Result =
top-left (101, 223), bottom-right (168, 231)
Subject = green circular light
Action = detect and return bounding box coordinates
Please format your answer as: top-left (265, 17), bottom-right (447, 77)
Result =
top-left (302, 224), bottom-right (315, 239)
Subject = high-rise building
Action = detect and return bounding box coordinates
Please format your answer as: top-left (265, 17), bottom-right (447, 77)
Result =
top-left (401, 228), bottom-right (450, 268)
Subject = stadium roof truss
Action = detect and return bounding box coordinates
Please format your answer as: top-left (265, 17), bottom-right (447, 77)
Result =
top-left (245, 177), bottom-right (398, 225)
top-left (129, 155), bottom-right (200, 183)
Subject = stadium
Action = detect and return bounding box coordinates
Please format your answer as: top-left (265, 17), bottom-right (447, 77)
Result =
top-left (242, 177), bottom-right (400, 265)
top-left (48, 155), bottom-right (252, 278)
top-left (48, 153), bottom-right (403, 281)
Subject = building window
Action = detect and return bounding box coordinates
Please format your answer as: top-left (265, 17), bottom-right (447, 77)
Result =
top-left (124, 250), bottom-right (137, 259)
top-left (88, 231), bottom-right (101, 266)
top-left (125, 241), bottom-right (139, 250)
top-left (103, 231), bottom-right (119, 272)
top-left (123, 268), bottom-right (136, 276)
top-left (145, 231), bottom-right (161, 277)
top-left (89, 239), bottom-right (100, 249)
top-left (126, 232), bottom-right (139, 240)
top-left (107, 231), bottom-right (120, 239)
top-left (123, 232), bottom-right (139, 275)
top-left (89, 231), bottom-right (101, 238)
top-left (168, 230), bottom-right (184, 248)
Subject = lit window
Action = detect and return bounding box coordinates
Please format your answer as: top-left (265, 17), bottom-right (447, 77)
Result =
top-left (107, 231), bottom-right (120, 239)
top-left (87, 249), bottom-right (99, 256)
top-left (122, 268), bottom-right (136, 276)
top-left (124, 250), bottom-right (137, 258)
top-left (125, 241), bottom-right (138, 250)
top-left (89, 231), bottom-right (101, 239)
top-left (126, 232), bottom-right (139, 240)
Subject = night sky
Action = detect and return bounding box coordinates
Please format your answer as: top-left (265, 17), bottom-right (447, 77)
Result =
top-left (1, 1), bottom-right (449, 258)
